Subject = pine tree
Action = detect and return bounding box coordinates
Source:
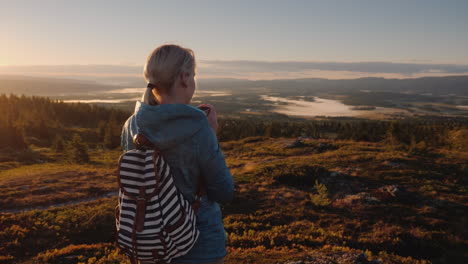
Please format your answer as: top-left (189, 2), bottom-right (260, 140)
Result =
top-left (1, 125), bottom-right (28, 149)
top-left (67, 134), bottom-right (90, 163)
top-left (385, 121), bottom-right (400, 148)
top-left (52, 135), bottom-right (65, 153)
top-left (97, 120), bottom-right (107, 140)
top-left (103, 119), bottom-right (120, 149)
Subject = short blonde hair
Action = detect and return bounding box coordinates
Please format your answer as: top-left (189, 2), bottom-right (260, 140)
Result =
top-left (142, 44), bottom-right (196, 105)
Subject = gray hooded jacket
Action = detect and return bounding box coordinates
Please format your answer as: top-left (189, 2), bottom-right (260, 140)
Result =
top-left (121, 100), bottom-right (234, 263)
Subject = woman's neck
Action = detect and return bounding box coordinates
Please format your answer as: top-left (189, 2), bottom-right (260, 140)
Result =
top-left (155, 94), bottom-right (188, 105)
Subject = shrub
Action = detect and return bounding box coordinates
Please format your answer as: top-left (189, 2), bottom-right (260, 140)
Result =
top-left (264, 164), bottom-right (329, 188)
top-left (448, 128), bottom-right (468, 151)
top-left (309, 180), bottom-right (331, 207)
top-left (15, 148), bottom-right (41, 163)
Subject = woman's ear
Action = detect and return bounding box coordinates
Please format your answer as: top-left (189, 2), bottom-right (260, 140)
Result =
top-left (180, 72), bottom-right (188, 89)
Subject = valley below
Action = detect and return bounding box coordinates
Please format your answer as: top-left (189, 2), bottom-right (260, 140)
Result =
top-left (0, 76), bottom-right (467, 263)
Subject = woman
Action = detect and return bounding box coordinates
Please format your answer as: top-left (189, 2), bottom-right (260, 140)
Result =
top-left (121, 44), bottom-right (234, 264)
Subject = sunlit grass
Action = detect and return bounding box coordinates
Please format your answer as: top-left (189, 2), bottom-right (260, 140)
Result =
top-left (0, 149), bottom-right (121, 210)
top-left (0, 136), bottom-right (467, 263)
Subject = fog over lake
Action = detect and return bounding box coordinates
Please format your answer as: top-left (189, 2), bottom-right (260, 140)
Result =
top-left (56, 85), bottom-right (451, 119)
top-left (62, 98), bottom-right (140, 103)
top-left (61, 88), bottom-right (232, 103)
top-left (103, 88), bottom-right (232, 97)
top-left (260, 95), bottom-right (403, 118)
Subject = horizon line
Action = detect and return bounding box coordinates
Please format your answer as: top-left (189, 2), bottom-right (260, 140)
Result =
top-left (1, 59), bottom-right (468, 67)
top-left (1, 72), bottom-right (468, 82)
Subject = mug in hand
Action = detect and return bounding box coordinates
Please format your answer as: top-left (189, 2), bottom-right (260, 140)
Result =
top-left (197, 105), bottom-right (211, 116)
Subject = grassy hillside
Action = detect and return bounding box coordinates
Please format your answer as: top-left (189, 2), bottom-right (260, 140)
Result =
top-left (0, 94), bottom-right (466, 263)
top-left (1, 136), bottom-right (466, 264)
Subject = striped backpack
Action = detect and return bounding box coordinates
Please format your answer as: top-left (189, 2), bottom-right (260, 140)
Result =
top-left (115, 133), bottom-right (205, 264)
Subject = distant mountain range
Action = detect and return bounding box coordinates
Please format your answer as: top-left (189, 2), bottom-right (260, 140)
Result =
top-left (0, 75), bottom-right (123, 96)
top-left (202, 76), bottom-right (468, 96)
top-left (1, 74), bottom-right (467, 98)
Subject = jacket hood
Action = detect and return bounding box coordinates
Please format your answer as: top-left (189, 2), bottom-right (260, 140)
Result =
top-left (133, 100), bottom-right (207, 150)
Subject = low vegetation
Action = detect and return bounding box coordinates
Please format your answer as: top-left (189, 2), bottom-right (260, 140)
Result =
top-left (0, 95), bottom-right (466, 263)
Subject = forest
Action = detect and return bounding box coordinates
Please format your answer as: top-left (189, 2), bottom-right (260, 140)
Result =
top-left (1, 94), bottom-right (467, 152)
top-left (0, 94), bottom-right (467, 264)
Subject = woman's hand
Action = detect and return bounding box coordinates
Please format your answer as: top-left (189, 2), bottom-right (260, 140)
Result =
top-left (198, 103), bottom-right (218, 134)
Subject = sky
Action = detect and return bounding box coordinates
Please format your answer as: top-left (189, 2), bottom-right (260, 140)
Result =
top-left (1, 0), bottom-right (468, 79)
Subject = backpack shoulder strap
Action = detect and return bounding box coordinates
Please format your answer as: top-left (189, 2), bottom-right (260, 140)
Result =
top-left (132, 133), bottom-right (206, 213)
top-left (133, 133), bottom-right (156, 150)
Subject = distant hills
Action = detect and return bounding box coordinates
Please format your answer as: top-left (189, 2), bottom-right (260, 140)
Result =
top-left (0, 75), bottom-right (468, 96)
top-left (0, 75), bottom-right (123, 96)
top-left (201, 76), bottom-right (468, 96)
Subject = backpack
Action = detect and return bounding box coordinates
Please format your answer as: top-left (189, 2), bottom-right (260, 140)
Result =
top-left (115, 133), bottom-right (205, 264)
